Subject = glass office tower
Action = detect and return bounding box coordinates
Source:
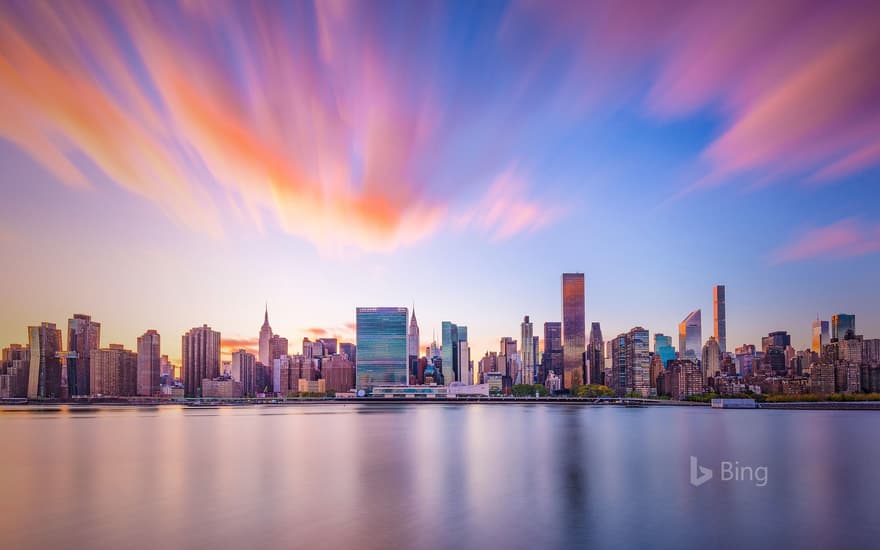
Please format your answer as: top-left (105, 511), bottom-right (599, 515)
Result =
top-left (357, 307), bottom-right (408, 392)
top-left (562, 273), bottom-right (585, 390)
top-left (831, 314), bottom-right (856, 340)
top-left (678, 309), bottom-right (702, 360)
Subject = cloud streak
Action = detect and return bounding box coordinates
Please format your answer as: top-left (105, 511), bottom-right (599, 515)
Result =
top-left (0, 0), bottom-right (559, 252)
top-left (772, 218), bottom-right (880, 264)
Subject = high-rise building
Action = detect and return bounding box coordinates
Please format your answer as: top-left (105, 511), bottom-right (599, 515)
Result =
top-left (610, 333), bottom-right (628, 396)
top-left (259, 304), bottom-right (272, 366)
top-left (520, 316), bottom-right (535, 385)
top-left (627, 327), bottom-right (650, 397)
top-left (27, 322), bottom-right (63, 399)
top-left (587, 322), bottom-right (604, 385)
top-left (340, 342), bottom-right (357, 364)
top-left (408, 309), bottom-right (420, 360)
top-left (831, 314), bottom-right (856, 340)
top-left (270, 334), bottom-right (288, 364)
top-left (182, 325), bottom-right (221, 398)
top-left (664, 360), bottom-right (704, 399)
top-left (701, 336), bottom-right (721, 382)
top-left (356, 307), bottom-right (408, 392)
top-left (231, 349), bottom-right (256, 396)
top-left (678, 310), bottom-right (702, 360)
top-left (439, 322), bottom-right (468, 384)
top-left (67, 314), bottom-right (100, 397)
top-left (91, 344), bottom-right (137, 396)
top-left (562, 273), bottom-right (586, 390)
top-left (761, 331), bottom-right (791, 375)
top-left (136, 330), bottom-right (161, 397)
top-left (1, 344), bottom-right (30, 398)
top-left (542, 322), bottom-right (563, 383)
top-left (811, 317), bottom-right (830, 353)
top-left (654, 333), bottom-right (675, 368)
top-left (713, 285), bottom-right (726, 354)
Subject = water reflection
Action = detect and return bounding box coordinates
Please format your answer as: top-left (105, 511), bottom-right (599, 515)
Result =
top-left (0, 405), bottom-right (878, 549)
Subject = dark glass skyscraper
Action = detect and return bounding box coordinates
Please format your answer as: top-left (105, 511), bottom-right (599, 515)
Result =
top-left (562, 273), bottom-right (585, 390)
top-left (27, 322), bottom-right (63, 399)
top-left (356, 307), bottom-right (408, 392)
top-left (587, 322), bottom-right (604, 385)
top-left (542, 322), bottom-right (563, 383)
top-left (831, 314), bottom-right (856, 340)
top-left (441, 321), bottom-right (459, 384)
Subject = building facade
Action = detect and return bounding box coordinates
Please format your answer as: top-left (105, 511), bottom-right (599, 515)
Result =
top-left (562, 273), bottom-right (586, 390)
top-left (713, 285), bottom-right (726, 353)
top-left (182, 325), bottom-right (221, 398)
top-left (356, 307), bottom-right (408, 392)
top-left (678, 310), bottom-right (702, 360)
top-left (136, 330), bottom-right (161, 397)
top-left (67, 314), bottom-right (100, 397)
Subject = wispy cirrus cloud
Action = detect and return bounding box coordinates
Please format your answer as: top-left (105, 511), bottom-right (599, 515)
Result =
top-left (0, 0), bottom-right (560, 253)
top-left (772, 218), bottom-right (880, 264)
top-left (504, 0), bottom-right (880, 191)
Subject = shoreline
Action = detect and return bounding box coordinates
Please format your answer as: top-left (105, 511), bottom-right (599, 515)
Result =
top-left (2, 397), bottom-right (880, 410)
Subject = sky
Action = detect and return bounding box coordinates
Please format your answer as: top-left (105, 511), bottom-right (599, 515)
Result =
top-left (1, 0), bottom-right (879, 363)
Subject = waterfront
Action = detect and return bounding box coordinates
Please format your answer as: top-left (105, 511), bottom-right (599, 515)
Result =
top-left (1, 405), bottom-right (878, 550)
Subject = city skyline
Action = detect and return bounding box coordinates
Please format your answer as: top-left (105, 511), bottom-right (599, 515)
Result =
top-left (2, 1), bottom-right (880, 363)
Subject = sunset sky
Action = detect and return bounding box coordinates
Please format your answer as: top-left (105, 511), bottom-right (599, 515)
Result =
top-left (1, 0), bottom-right (879, 362)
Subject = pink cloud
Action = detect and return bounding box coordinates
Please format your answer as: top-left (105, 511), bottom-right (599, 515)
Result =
top-left (455, 167), bottom-right (566, 242)
top-left (772, 218), bottom-right (880, 264)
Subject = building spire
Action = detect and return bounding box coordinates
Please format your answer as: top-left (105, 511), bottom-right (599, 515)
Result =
top-left (264, 301), bottom-right (268, 324)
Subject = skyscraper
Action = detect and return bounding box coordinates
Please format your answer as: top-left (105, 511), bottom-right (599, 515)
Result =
top-left (811, 317), bottom-right (830, 353)
top-left (542, 322), bottom-right (563, 383)
top-left (356, 307), bottom-right (408, 392)
top-left (92, 344), bottom-right (137, 396)
top-left (231, 349), bottom-right (256, 396)
top-left (610, 333), bottom-right (628, 396)
top-left (259, 304), bottom-right (272, 366)
top-left (702, 336), bottom-right (721, 382)
top-left (27, 322), bottom-right (62, 399)
top-left (627, 327), bottom-right (650, 397)
top-left (587, 322), bottom-right (604, 385)
top-left (831, 314), bottom-right (856, 340)
top-left (713, 285), bottom-right (726, 353)
top-left (67, 314), bottom-right (100, 397)
top-left (678, 310), bottom-right (702, 360)
top-left (441, 321), bottom-right (459, 384)
top-left (136, 330), bottom-right (161, 397)
top-left (654, 333), bottom-right (675, 368)
top-left (521, 316), bottom-right (535, 385)
top-left (408, 309), bottom-right (420, 360)
top-left (562, 273), bottom-right (585, 390)
top-left (457, 326), bottom-right (469, 383)
top-left (182, 325), bottom-right (221, 398)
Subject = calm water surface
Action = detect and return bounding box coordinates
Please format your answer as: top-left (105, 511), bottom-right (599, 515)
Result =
top-left (1, 404), bottom-right (878, 550)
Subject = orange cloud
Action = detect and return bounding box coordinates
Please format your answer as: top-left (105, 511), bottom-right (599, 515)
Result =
top-left (0, 1), bottom-right (553, 254)
top-left (772, 218), bottom-right (880, 264)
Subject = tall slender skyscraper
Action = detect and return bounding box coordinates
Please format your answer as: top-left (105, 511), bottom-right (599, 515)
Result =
top-left (627, 326), bottom-right (650, 397)
top-left (356, 307), bottom-right (408, 392)
top-left (811, 317), bottom-right (830, 353)
top-left (562, 273), bottom-right (586, 390)
top-left (182, 325), bottom-right (221, 397)
top-left (259, 304), bottom-right (272, 366)
top-left (702, 336), bottom-right (721, 382)
top-left (520, 316), bottom-right (535, 385)
top-left (408, 309), bottom-right (420, 360)
top-left (587, 322), bottom-right (604, 385)
top-left (678, 310), bottom-right (702, 360)
top-left (136, 330), bottom-right (161, 396)
top-left (67, 314), bottom-right (100, 397)
top-left (441, 321), bottom-right (459, 384)
top-left (27, 322), bottom-right (62, 399)
top-left (831, 314), bottom-right (856, 340)
top-left (713, 285), bottom-right (726, 354)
